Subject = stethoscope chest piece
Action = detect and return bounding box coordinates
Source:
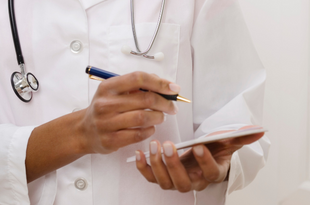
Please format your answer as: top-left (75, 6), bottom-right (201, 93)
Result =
top-left (11, 69), bottom-right (39, 103)
top-left (9, 0), bottom-right (40, 103)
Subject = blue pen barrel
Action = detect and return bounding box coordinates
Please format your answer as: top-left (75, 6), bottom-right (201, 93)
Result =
top-left (85, 65), bottom-right (190, 103)
top-left (86, 66), bottom-right (119, 79)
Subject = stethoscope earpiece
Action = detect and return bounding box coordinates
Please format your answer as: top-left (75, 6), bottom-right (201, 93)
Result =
top-left (121, 45), bottom-right (132, 55)
top-left (153, 52), bottom-right (164, 61)
top-left (121, 46), bottom-right (165, 61)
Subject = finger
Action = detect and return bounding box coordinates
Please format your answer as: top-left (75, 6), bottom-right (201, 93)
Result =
top-left (116, 92), bottom-right (177, 115)
top-left (179, 148), bottom-right (196, 167)
top-left (106, 110), bottom-right (164, 130)
top-left (136, 150), bottom-right (157, 183)
top-left (188, 172), bottom-right (210, 191)
top-left (90, 92), bottom-right (176, 116)
top-left (104, 127), bottom-right (155, 150)
top-left (102, 71), bottom-right (180, 95)
top-left (193, 145), bottom-right (227, 183)
top-left (149, 141), bottom-right (174, 190)
top-left (210, 144), bottom-right (242, 159)
top-left (230, 133), bottom-right (264, 145)
top-left (163, 142), bottom-right (192, 193)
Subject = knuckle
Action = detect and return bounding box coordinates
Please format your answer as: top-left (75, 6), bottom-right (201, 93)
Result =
top-left (93, 119), bottom-right (103, 130)
top-left (143, 127), bottom-right (156, 138)
top-left (165, 161), bottom-right (177, 170)
top-left (150, 156), bottom-right (160, 165)
top-left (205, 171), bottom-right (220, 182)
top-left (143, 92), bottom-right (157, 107)
top-left (198, 159), bottom-right (208, 167)
top-left (134, 129), bottom-right (144, 142)
top-left (160, 182), bottom-right (173, 190)
top-left (177, 184), bottom-right (192, 193)
top-left (112, 147), bottom-right (119, 152)
top-left (101, 138), bottom-right (112, 150)
top-left (136, 162), bottom-right (144, 170)
top-left (135, 111), bottom-right (146, 126)
top-left (158, 78), bottom-right (166, 90)
top-left (101, 133), bottom-right (118, 150)
top-left (93, 100), bottom-right (104, 113)
top-left (151, 73), bottom-right (159, 78)
top-left (195, 184), bottom-right (208, 192)
top-left (92, 98), bottom-right (114, 115)
top-left (141, 127), bottom-right (154, 140)
top-left (132, 71), bottom-right (145, 85)
top-left (146, 177), bottom-right (157, 183)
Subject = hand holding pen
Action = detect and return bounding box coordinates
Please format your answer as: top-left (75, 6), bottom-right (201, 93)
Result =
top-left (86, 66), bottom-right (191, 103)
top-left (26, 69), bottom-right (181, 182)
top-left (78, 69), bottom-right (183, 155)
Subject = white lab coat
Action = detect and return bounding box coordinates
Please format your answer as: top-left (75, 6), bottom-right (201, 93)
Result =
top-left (0, 0), bottom-right (270, 204)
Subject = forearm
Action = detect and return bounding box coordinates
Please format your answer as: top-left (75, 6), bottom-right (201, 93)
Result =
top-left (25, 72), bottom-right (178, 183)
top-left (25, 109), bottom-right (87, 183)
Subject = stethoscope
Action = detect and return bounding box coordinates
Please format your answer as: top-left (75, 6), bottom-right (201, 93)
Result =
top-left (121, 0), bottom-right (166, 61)
top-left (8, 0), bottom-right (165, 102)
top-left (9, 0), bottom-right (39, 103)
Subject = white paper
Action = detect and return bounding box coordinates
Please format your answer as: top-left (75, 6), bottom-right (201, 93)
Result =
top-left (126, 127), bottom-right (268, 162)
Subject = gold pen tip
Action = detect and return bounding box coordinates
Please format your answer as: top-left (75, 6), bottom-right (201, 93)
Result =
top-left (177, 95), bottom-right (191, 103)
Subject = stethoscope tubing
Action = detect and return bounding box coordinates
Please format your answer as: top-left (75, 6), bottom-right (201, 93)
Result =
top-left (8, 0), bottom-right (24, 65)
top-left (8, 0), bottom-right (39, 103)
top-left (130, 0), bottom-right (166, 56)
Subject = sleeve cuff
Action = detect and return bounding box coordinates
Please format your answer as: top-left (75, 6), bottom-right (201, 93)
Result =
top-left (226, 136), bottom-right (270, 195)
top-left (0, 124), bottom-right (35, 205)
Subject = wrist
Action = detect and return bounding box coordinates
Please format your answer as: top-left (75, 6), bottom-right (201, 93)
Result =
top-left (71, 109), bottom-right (93, 155)
top-left (26, 110), bottom-right (89, 182)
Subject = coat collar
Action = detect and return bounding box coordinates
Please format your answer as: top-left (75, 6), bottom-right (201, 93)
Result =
top-left (79, 0), bottom-right (109, 10)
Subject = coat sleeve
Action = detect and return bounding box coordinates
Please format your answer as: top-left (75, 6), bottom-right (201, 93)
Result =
top-left (191, 0), bottom-right (270, 197)
top-left (0, 124), bottom-right (35, 205)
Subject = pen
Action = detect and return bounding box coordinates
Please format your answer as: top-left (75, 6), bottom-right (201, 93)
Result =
top-left (85, 66), bottom-right (191, 103)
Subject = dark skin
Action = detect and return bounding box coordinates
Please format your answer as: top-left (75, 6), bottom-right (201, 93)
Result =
top-left (25, 70), bottom-right (263, 192)
top-left (136, 126), bottom-right (264, 192)
top-left (26, 71), bottom-right (179, 183)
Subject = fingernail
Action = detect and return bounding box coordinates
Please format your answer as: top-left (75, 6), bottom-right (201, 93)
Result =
top-left (173, 101), bottom-right (179, 114)
top-left (135, 151), bottom-right (141, 161)
top-left (164, 115), bottom-right (167, 122)
top-left (163, 142), bottom-right (174, 157)
top-left (169, 83), bottom-right (180, 93)
top-left (193, 145), bottom-right (204, 157)
top-left (150, 141), bottom-right (158, 155)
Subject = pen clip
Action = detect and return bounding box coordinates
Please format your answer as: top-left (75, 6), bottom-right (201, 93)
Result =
top-left (89, 75), bottom-right (105, 81)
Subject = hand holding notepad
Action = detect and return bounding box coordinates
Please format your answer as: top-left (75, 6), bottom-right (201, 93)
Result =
top-left (127, 126), bottom-right (267, 162)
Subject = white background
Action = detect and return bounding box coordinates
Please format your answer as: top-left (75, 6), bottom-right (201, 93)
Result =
top-left (227, 0), bottom-right (310, 204)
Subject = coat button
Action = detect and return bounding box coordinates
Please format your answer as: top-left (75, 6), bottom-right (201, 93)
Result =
top-left (74, 178), bottom-right (87, 190)
top-left (70, 40), bottom-right (83, 53)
